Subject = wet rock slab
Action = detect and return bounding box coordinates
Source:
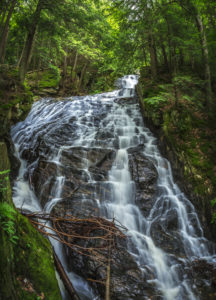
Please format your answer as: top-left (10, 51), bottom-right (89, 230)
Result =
top-left (30, 147), bottom-right (116, 208)
top-left (64, 241), bottom-right (160, 300)
top-left (187, 259), bottom-right (216, 299)
top-left (128, 150), bottom-right (158, 216)
top-left (53, 199), bottom-right (161, 300)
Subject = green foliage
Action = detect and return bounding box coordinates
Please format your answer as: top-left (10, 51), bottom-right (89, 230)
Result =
top-left (173, 75), bottom-right (194, 87)
top-left (0, 169), bottom-right (10, 193)
top-left (141, 73), bottom-right (216, 229)
top-left (0, 167), bottom-right (18, 244)
top-left (49, 64), bottom-right (61, 81)
top-left (1, 0), bottom-right (216, 94)
top-left (0, 168), bottom-right (11, 203)
top-left (0, 202), bottom-right (18, 244)
top-left (0, 143), bottom-right (61, 299)
top-left (211, 198), bottom-right (216, 223)
top-left (38, 69), bottom-right (60, 89)
top-left (144, 95), bottom-right (168, 107)
top-left (211, 198), bottom-right (216, 207)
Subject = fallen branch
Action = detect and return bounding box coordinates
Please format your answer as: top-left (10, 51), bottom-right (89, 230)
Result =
top-left (22, 211), bottom-right (126, 260)
top-left (22, 211), bottom-right (127, 296)
top-left (54, 251), bottom-right (80, 300)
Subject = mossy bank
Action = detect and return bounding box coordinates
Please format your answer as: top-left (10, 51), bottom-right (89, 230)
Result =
top-left (0, 65), bottom-right (34, 140)
top-left (0, 142), bottom-right (61, 299)
top-left (137, 74), bottom-right (216, 240)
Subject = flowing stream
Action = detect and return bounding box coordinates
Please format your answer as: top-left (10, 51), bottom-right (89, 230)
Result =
top-left (11, 76), bottom-right (216, 299)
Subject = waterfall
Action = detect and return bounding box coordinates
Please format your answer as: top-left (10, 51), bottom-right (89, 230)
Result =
top-left (11, 75), bottom-right (216, 300)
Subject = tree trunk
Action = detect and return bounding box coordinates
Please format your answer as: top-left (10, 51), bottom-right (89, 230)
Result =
top-left (0, 26), bottom-right (9, 63)
top-left (0, 1), bottom-right (10, 34)
top-left (0, 2), bottom-right (9, 31)
top-left (0, 0), bottom-right (17, 63)
top-left (173, 44), bottom-right (178, 74)
top-left (78, 63), bottom-right (87, 91)
top-left (61, 48), bottom-right (68, 91)
top-left (72, 51), bottom-right (78, 80)
top-left (17, 34), bottom-right (26, 68)
top-left (161, 43), bottom-right (169, 71)
top-left (36, 56), bottom-right (41, 88)
top-left (63, 52), bottom-right (67, 77)
top-left (165, 16), bottom-right (173, 80)
top-left (19, 0), bottom-right (44, 82)
top-left (179, 48), bottom-right (184, 67)
top-left (195, 14), bottom-right (212, 106)
top-left (142, 47), bottom-right (147, 66)
top-left (148, 33), bottom-right (157, 78)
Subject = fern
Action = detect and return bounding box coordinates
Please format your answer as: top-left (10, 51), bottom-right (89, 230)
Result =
top-left (0, 202), bottom-right (16, 219)
top-left (0, 203), bottom-right (18, 244)
top-left (144, 95), bottom-right (168, 107)
top-left (0, 169), bottom-right (10, 175)
top-left (210, 198), bottom-right (216, 224)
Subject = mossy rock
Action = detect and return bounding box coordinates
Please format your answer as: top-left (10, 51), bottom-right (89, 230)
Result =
top-left (0, 142), bottom-right (12, 204)
top-left (0, 142), bottom-right (61, 300)
top-left (0, 212), bottom-right (62, 300)
top-left (14, 214), bottom-right (62, 300)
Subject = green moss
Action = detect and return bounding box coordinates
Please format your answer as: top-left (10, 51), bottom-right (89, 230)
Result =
top-left (139, 73), bottom-right (216, 223)
top-left (0, 209), bottom-right (62, 300)
top-left (0, 67), bottom-right (33, 139)
top-left (0, 142), bottom-right (12, 204)
top-left (0, 227), bottom-right (17, 299)
top-left (0, 142), bottom-right (61, 300)
top-left (0, 202), bottom-right (18, 244)
top-left (38, 69), bottom-right (60, 89)
top-left (15, 214), bottom-right (61, 299)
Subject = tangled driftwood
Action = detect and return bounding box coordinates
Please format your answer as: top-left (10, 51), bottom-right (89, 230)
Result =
top-left (22, 211), bottom-right (127, 300)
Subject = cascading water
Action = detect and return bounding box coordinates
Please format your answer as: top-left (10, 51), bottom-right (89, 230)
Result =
top-left (11, 75), bottom-right (216, 300)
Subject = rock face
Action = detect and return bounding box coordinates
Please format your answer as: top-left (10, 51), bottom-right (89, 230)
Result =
top-left (31, 147), bottom-right (116, 208)
top-left (23, 137), bottom-right (161, 299)
top-left (128, 150), bottom-right (157, 216)
top-left (12, 93), bottom-right (216, 300)
top-left (62, 235), bottom-right (157, 300)
top-left (187, 259), bottom-right (216, 300)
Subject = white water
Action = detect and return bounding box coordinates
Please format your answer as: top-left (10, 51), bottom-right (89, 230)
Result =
top-left (11, 75), bottom-right (215, 299)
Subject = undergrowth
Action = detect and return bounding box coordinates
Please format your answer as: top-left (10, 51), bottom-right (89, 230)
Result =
top-left (141, 73), bottom-right (216, 223)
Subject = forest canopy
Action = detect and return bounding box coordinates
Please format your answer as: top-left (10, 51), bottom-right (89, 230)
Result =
top-left (0, 0), bottom-right (216, 100)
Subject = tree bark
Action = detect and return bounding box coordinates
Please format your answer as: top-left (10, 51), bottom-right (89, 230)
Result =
top-left (178, 1), bottom-right (212, 106)
top-left (0, 26), bottom-right (9, 63)
top-left (195, 14), bottom-right (212, 106)
top-left (61, 48), bottom-right (68, 90)
top-left (0, 0), bottom-right (10, 34)
top-left (148, 33), bottom-right (157, 78)
top-left (78, 63), bottom-right (87, 90)
top-left (142, 47), bottom-right (147, 66)
top-left (72, 51), bottom-right (78, 80)
top-left (0, 0), bottom-right (17, 63)
top-left (17, 34), bottom-right (26, 68)
top-left (19, 0), bottom-right (44, 82)
top-left (179, 48), bottom-right (184, 67)
top-left (164, 16), bottom-right (173, 80)
top-left (161, 43), bottom-right (169, 71)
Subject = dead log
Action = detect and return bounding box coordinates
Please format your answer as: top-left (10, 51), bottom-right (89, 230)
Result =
top-left (53, 251), bottom-right (80, 300)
